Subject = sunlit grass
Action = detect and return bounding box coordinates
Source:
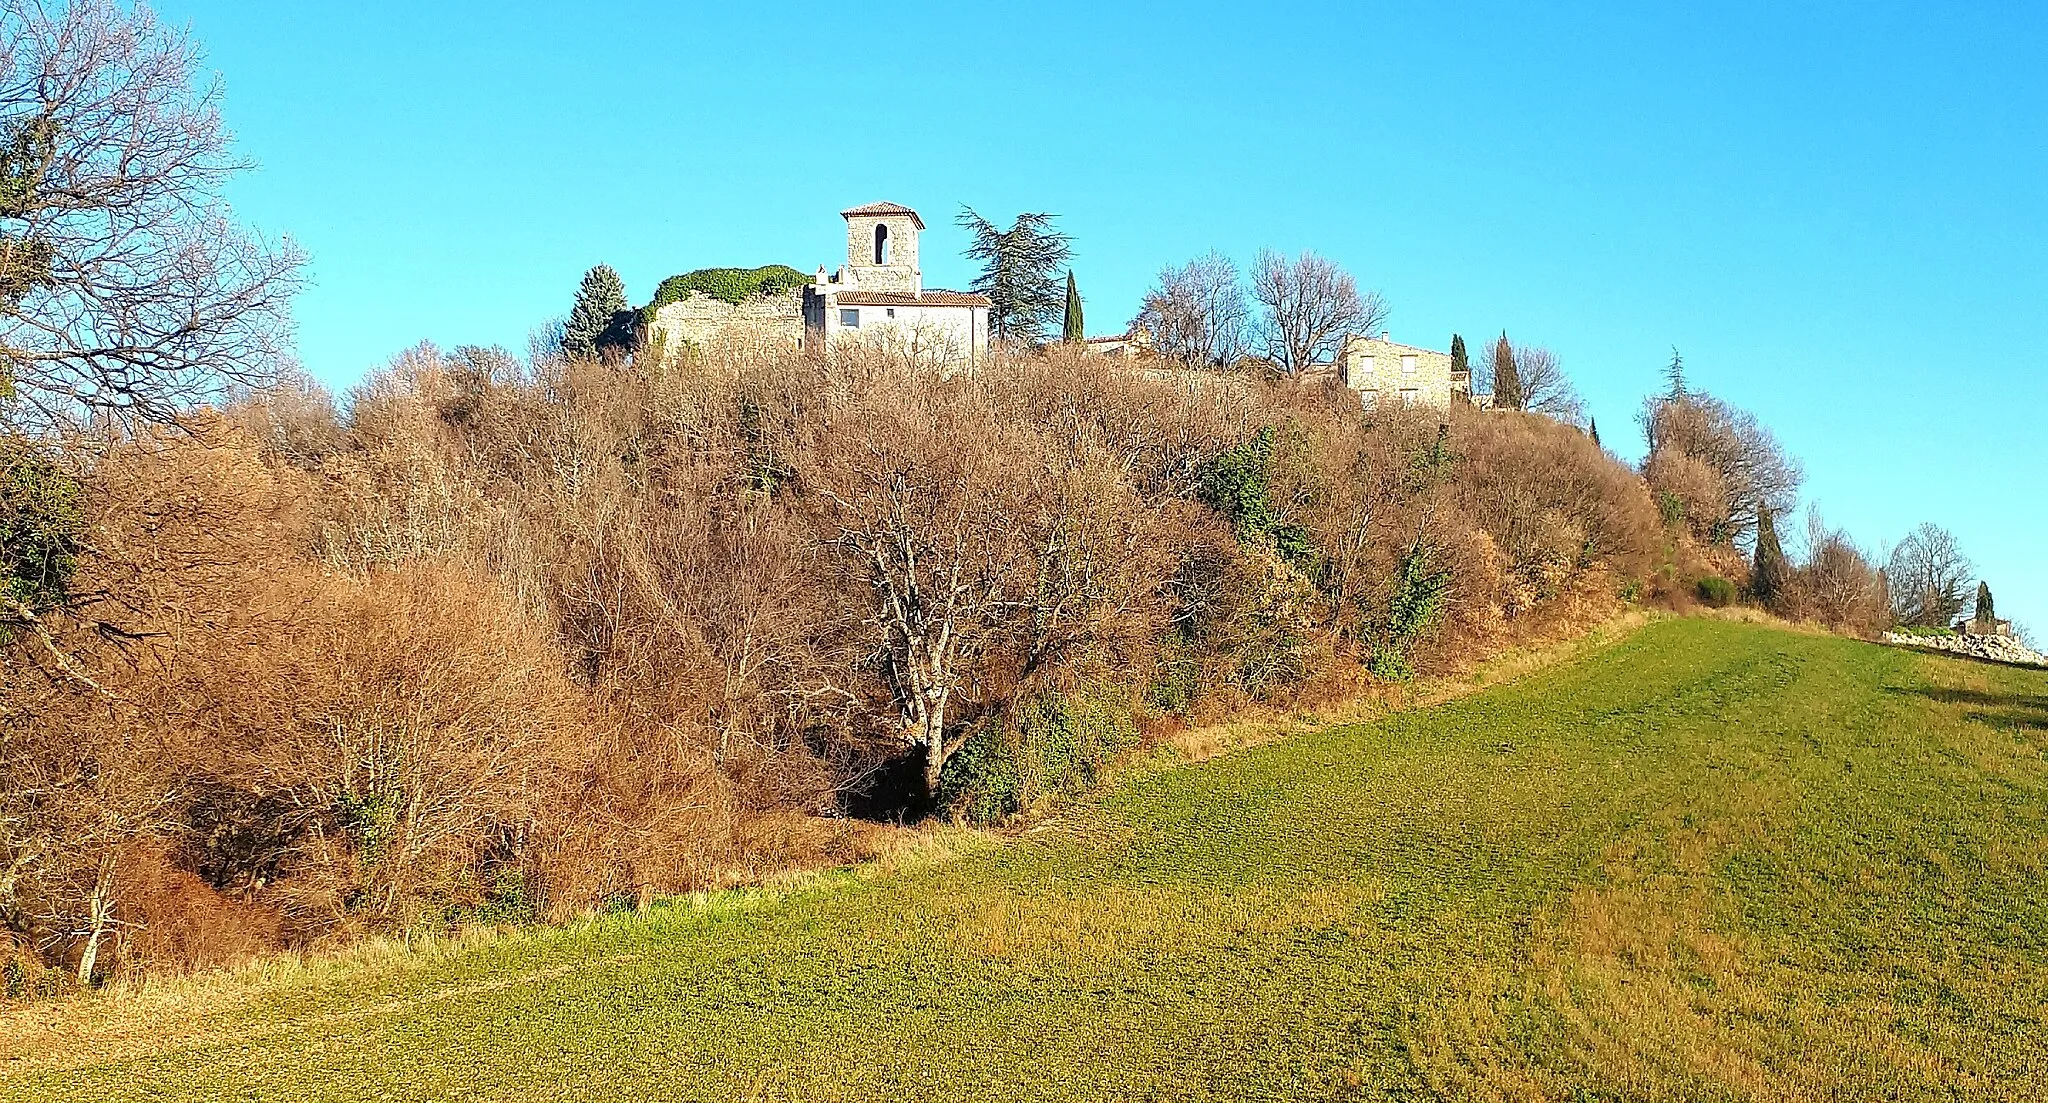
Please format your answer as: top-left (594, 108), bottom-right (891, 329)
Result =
top-left (5, 618), bottom-right (2045, 1100)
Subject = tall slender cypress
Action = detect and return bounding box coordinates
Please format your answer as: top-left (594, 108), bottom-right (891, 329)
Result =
top-left (1589, 417), bottom-right (1602, 449)
top-left (1450, 334), bottom-right (1468, 376)
top-left (1751, 507), bottom-right (1792, 610)
top-left (1492, 332), bottom-right (1524, 411)
top-left (1975, 581), bottom-right (1996, 629)
top-left (1062, 270), bottom-right (1084, 344)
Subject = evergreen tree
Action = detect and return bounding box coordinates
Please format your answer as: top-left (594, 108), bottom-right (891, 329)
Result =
top-left (1491, 332), bottom-right (1524, 411)
top-left (1665, 347), bottom-right (1688, 399)
top-left (956, 207), bottom-right (1072, 344)
top-left (1450, 334), bottom-right (1468, 376)
top-left (1589, 417), bottom-right (1602, 449)
top-left (1062, 270), bottom-right (1084, 344)
top-left (1975, 581), bottom-right (1996, 628)
top-left (564, 264), bottom-right (628, 359)
top-left (1751, 507), bottom-right (1792, 610)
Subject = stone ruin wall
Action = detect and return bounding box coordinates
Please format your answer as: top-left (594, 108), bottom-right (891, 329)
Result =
top-left (647, 290), bottom-right (804, 358)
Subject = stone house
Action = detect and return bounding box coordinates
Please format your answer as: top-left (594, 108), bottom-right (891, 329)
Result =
top-left (1335, 332), bottom-right (1479, 409)
top-left (802, 202), bottom-right (991, 364)
top-left (644, 202), bottom-right (991, 365)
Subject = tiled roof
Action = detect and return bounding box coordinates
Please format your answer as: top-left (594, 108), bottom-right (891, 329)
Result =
top-left (1346, 334), bottom-right (1445, 356)
top-left (837, 289), bottom-right (991, 308)
top-left (840, 201), bottom-right (926, 229)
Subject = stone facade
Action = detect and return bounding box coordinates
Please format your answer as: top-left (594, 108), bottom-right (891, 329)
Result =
top-left (804, 202), bottom-right (990, 364)
top-left (647, 290), bottom-right (803, 357)
top-left (836, 202), bottom-right (922, 294)
top-left (1335, 333), bottom-right (1473, 409)
top-left (642, 201), bottom-right (988, 364)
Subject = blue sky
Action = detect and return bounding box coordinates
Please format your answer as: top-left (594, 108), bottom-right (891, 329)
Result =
top-left (160, 0), bottom-right (2045, 629)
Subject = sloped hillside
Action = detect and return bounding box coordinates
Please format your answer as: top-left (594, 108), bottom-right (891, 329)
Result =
top-left (6, 618), bottom-right (2045, 1101)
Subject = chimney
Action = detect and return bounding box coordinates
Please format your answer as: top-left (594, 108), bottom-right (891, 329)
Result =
top-left (1378, 330), bottom-right (1390, 341)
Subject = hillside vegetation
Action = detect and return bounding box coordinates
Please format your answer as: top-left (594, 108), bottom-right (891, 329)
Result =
top-left (6, 618), bottom-right (2044, 1100)
top-left (8, 344), bottom-right (1695, 984)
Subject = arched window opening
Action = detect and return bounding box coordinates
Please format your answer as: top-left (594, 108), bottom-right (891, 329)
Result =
top-left (874, 223), bottom-right (890, 265)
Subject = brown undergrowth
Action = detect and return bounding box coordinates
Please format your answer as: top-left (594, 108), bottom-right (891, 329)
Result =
top-left (3, 342), bottom-right (1695, 988)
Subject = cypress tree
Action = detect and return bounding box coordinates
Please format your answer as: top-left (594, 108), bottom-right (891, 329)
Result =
top-left (1491, 332), bottom-right (1524, 411)
top-left (1450, 333), bottom-right (1468, 375)
top-left (1062, 270), bottom-right (1083, 344)
top-left (1589, 417), bottom-right (1602, 449)
top-left (1975, 581), bottom-right (1995, 629)
top-left (1751, 507), bottom-right (1792, 610)
top-left (564, 264), bottom-right (628, 359)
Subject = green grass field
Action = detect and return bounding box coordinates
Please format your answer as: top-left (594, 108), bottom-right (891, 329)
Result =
top-left (7, 618), bottom-right (2047, 1101)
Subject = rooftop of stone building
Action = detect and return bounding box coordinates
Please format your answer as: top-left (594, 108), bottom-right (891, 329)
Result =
top-left (840, 201), bottom-right (925, 229)
top-left (1344, 331), bottom-right (1447, 355)
top-left (834, 289), bottom-right (990, 307)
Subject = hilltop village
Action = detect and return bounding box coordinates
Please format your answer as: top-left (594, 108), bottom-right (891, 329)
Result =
top-left (639, 201), bottom-right (1488, 410)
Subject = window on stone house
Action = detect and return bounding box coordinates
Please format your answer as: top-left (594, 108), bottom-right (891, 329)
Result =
top-left (1402, 355), bottom-right (1418, 375)
top-left (839, 308), bottom-right (860, 328)
top-left (886, 308), bottom-right (896, 319)
top-left (1358, 355), bottom-right (1375, 375)
top-left (1400, 388), bottom-right (1420, 404)
top-left (1360, 390), bottom-right (1379, 410)
top-left (875, 224), bottom-right (890, 265)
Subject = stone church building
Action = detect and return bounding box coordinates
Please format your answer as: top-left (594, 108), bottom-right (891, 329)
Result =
top-left (803, 202), bottom-right (992, 363)
top-left (645, 202), bottom-right (991, 364)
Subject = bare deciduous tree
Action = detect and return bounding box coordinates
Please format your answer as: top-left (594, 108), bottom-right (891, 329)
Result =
top-left (1798, 508), bottom-right (1890, 635)
top-left (1509, 343), bottom-right (1583, 422)
top-left (822, 464), bottom-right (1021, 802)
top-left (0, 0), bottom-right (305, 427)
top-left (1886, 522), bottom-right (1972, 628)
top-left (1640, 389), bottom-right (1802, 545)
top-left (1133, 251), bottom-right (1249, 368)
top-left (1249, 249), bottom-right (1385, 374)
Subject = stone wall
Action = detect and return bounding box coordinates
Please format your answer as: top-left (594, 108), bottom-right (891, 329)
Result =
top-left (647, 290), bottom-right (804, 357)
top-left (1882, 630), bottom-right (2048, 667)
top-left (1336, 335), bottom-right (1464, 408)
top-left (841, 212), bottom-right (921, 293)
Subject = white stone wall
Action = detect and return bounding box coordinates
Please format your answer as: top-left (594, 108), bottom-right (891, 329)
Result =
top-left (816, 300), bottom-right (986, 363)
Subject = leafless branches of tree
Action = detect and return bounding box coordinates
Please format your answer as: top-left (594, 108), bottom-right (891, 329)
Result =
top-left (1249, 249), bottom-right (1385, 374)
top-left (1, 0), bottom-right (305, 428)
top-left (1133, 251), bottom-right (1249, 368)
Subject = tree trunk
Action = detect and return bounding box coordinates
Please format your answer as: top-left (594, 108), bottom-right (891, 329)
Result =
top-left (77, 854), bottom-right (115, 986)
top-left (919, 693), bottom-right (949, 805)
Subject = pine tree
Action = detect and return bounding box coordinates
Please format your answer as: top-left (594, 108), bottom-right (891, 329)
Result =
top-left (564, 264), bottom-right (628, 359)
top-left (1975, 581), bottom-right (1996, 630)
top-left (1751, 507), bottom-right (1792, 610)
top-left (1589, 417), bottom-right (1602, 449)
top-left (1491, 332), bottom-right (1524, 411)
top-left (956, 207), bottom-right (1072, 344)
top-left (1665, 347), bottom-right (1688, 399)
top-left (1062, 270), bottom-right (1083, 344)
top-left (1450, 333), bottom-right (1468, 376)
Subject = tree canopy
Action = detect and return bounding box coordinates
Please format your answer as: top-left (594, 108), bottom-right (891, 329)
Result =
top-left (957, 208), bottom-right (1071, 345)
top-left (1, 0), bottom-right (304, 427)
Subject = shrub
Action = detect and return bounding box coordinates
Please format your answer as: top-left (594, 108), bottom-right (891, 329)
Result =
top-left (644, 265), bottom-right (810, 314)
top-left (940, 689), bottom-right (1139, 824)
top-left (1696, 576), bottom-right (1737, 607)
top-left (0, 441), bottom-right (85, 616)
